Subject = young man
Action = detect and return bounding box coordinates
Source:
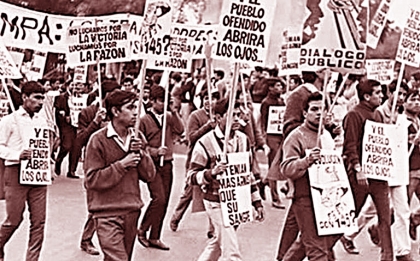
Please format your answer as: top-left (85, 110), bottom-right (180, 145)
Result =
top-left (137, 84), bottom-right (184, 250)
top-left (170, 87), bottom-right (219, 233)
top-left (260, 78), bottom-right (286, 209)
top-left (0, 81), bottom-right (49, 261)
top-left (84, 89), bottom-right (155, 261)
top-left (188, 98), bottom-right (264, 261)
top-left (121, 77), bottom-right (135, 93)
top-left (342, 79), bottom-right (393, 261)
top-left (281, 92), bottom-right (336, 261)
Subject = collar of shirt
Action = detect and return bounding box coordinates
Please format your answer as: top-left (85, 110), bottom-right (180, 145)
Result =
top-left (106, 122), bottom-right (134, 152)
top-left (150, 109), bottom-right (164, 126)
top-left (302, 83), bottom-right (320, 94)
top-left (17, 106), bottom-right (39, 119)
top-left (214, 125), bottom-right (239, 152)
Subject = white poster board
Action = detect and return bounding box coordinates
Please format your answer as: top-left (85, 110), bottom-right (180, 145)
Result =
top-left (73, 65), bottom-right (88, 84)
top-left (0, 99), bottom-right (8, 120)
top-left (20, 127), bottom-right (52, 185)
top-left (308, 149), bottom-right (357, 236)
top-left (212, 0), bottom-right (276, 64)
top-left (69, 94), bottom-right (88, 127)
top-left (217, 152), bottom-right (254, 227)
top-left (266, 106), bottom-right (285, 135)
top-left (278, 28), bottom-right (302, 76)
top-left (66, 23), bottom-right (131, 66)
top-left (396, 1), bottom-right (420, 68)
top-left (367, 0), bottom-right (395, 49)
top-left (362, 120), bottom-right (407, 182)
top-left (0, 43), bottom-right (23, 79)
top-left (365, 59), bottom-right (395, 85)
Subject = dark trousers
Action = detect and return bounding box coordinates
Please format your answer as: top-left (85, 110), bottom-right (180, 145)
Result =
top-left (285, 197), bottom-right (339, 261)
top-left (96, 211), bottom-right (140, 261)
top-left (140, 161), bottom-right (173, 240)
top-left (81, 212), bottom-right (95, 244)
top-left (0, 166), bottom-right (47, 261)
top-left (264, 135), bottom-right (282, 203)
top-left (171, 182), bottom-right (193, 225)
top-left (277, 207), bottom-right (305, 260)
top-left (349, 174), bottom-right (393, 261)
top-left (56, 127), bottom-right (76, 174)
top-left (69, 137), bottom-right (84, 174)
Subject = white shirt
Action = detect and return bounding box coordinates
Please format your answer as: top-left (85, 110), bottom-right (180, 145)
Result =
top-left (0, 107), bottom-right (49, 166)
top-left (106, 122), bottom-right (135, 152)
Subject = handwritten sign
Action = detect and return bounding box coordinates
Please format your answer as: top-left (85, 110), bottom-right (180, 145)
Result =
top-left (6, 47), bottom-right (25, 69)
top-left (172, 24), bottom-right (218, 59)
top-left (147, 35), bottom-right (194, 72)
top-left (365, 59), bottom-right (395, 84)
top-left (367, 0), bottom-right (395, 49)
top-left (212, 0), bottom-right (276, 64)
top-left (217, 152), bottom-right (253, 227)
top-left (308, 149), bottom-right (357, 236)
top-left (278, 29), bottom-right (302, 76)
top-left (362, 120), bottom-right (407, 181)
top-left (396, 3), bottom-right (420, 67)
top-left (66, 23), bottom-right (131, 66)
top-left (0, 43), bottom-right (22, 79)
top-left (20, 127), bottom-right (52, 185)
top-left (73, 65), bottom-right (88, 84)
top-left (0, 99), bottom-right (8, 120)
top-left (266, 106), bottom-right (285, 135)
top-left (69, 94), bottom-right (88, 127)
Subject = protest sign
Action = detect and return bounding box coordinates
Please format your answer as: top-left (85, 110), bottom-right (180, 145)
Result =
top-left (0, 1), bottom-right (132, 53)
top-left (27, 51), bottom-right (47, 81)
top-left (6, 47), bottom-right (25, 69)
top-left (217, 152), bottom-right (253, 227)
top-left (362, 120), bottom-right (407, 181)
top-left (365, 59), bottom-right (395, 84)
top-left (20, 127), bottom-right (52, 185)
top-left (367, 0), bottom-right (395, 49)
top-left (395, 2), bottom-right (420, 68)
top-left (0, 43), bottom-right (22, 79)
top-left (308, 149), bottom-right (357, 236)
top-left (388, 116), bottom-right (409, 186)
top-left (69, 94), bottom-right (88, 127)
top-left (298, 0), bottom-right (367, 74)
top-left (73, 65), bottom-right (88, 83)
top-left (0, 99), bottom-right (8, 120)
top-left (326, 72), bottom-right (339, 93)
top-left (212, 0), bottom-right (276, 64)
top-left (147, 35), bottom-right (194, 72)
top-left (266, 106), bottom-right (285, 135)
top-left (278, 27), bottom-right (302, 76)
top-left (131, 0), bottom-right (173, 60)
top-left (66, 23), bottom-right (131, 66)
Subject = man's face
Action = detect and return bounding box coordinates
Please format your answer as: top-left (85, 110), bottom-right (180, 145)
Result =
top-left (203, 95), bottom-right (217, 112)
top-left (366, 85), bottom-right (384, 108)
top-left (143, 89), bottom-right (150, 101)
top-left (73, 83), bottom-right (86, 95)
top-left (123, 81), bottom-right (134, 92)
top-left (115, 100), bottom-right (137, 128)
top-left (261, 71), bottom-right (270, 78)
top-left (23, 92), bottom-right (45, 114)
top-left (231, 107), bottom-right (242, 131)
top-left (390, 88), bottom-right (408, 107)
top-left (405, 94), bottom-right (420, 114)
top-left (304, 100), bottom-right (324, 127)
top-left (290, 79), bottom-right (298, 90)
top-left (200, 68), bottom-right (206, 79)
top-left (271, 82), bottom-right (283, 95)
top-left (52, 80), bottom-right (61, 90)
top-left (152, 97), bottom-right (165, 114)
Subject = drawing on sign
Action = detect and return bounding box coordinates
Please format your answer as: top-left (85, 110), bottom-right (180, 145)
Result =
top-left (139, 1), bottom-right (171, 46)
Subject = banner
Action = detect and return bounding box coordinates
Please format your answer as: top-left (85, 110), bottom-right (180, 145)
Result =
top-left (212, 0), bottom-right (276, 64)
top-left (66, 23), bottom-right (131, 66)
top-left (365, 59), bottom-right (395, 84)
top-left (266, 106), bottom-right (285, 135)
top-left (395, 1), bottom-right (420, 67)
top-left (362, 120), bottom-right (407, 182)
top-left (308, 149), bottom-right (357, 236)
top-left (298, 0), bottom-right (368, 74)
top-left (367, 0), bottom-right (395, 49)
top-left (147, 34), bottom-right (194, 72)
top-left (0, 43), bottom-right (22, 79)
top-left (217, 152), bottom-right (253, 227)
top-left (69, 94), bottom-right (88, 127)
top-left (0, 1), bottom-right (132, 53)
top-left (131, 0), bottom-right (173, 60)
top-left (20, 127), bottom-right (52, 185)
top-left (73, 65), bottom-right (88, 83)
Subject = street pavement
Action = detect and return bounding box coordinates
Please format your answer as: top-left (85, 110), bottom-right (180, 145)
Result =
top-left (1, 146), bottom-right (420, 261)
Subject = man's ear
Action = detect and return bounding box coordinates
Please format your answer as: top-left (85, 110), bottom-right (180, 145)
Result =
top-left (303, 110), bottom-right (308, 119)
top-left (111, 106), bottom-right (119, 118)
top-left (364, 93), bottom-right (370, 102)
top-left (215, 113), bottom-right (222, 122)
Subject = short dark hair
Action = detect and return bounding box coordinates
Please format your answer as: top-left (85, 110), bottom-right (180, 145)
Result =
top-left (214, 98), bottom-right (240, 117)
top-left (150, 85), bottom-right (166, 101)
top-left (388, 79), bottom-right (409, 94)
top-left (302, 71), bottom-right (318, 84)
top-left (290, 75), bottom-right (302, 86)
top-left (123, 77), bottom-right (134, 84)
top-left (171, 72), bottom-right (182, 83)
top-left (304, 92), bottom-right (326, 112)
top-left (214, 70), bottom-right (225, 79)
top-left (405, 88), bottom-right (420, 102)
top-left (412, 71), bottom-right (420, 81)
top-left (266, 77), bottom-right (282, 88)
top-left (105, 89), bottom-right (137, 119)
top-left (357, 79), bottom-right (381, 101)
top-left (21, 81), bottom-right (45, 96)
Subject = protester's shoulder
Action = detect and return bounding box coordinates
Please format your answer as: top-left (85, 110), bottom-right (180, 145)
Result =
top-left (284, 125), bottom-right (304, 143)
top-left (0, 113), bottom-right (13, 127)
top-left (89, 127), bottom-right (107, 144)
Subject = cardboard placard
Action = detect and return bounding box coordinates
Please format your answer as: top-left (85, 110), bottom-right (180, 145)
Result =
top-left (20, 127), bottom-right (52, 185)
top-left (367, 0), bottom-right (395, 49)
top-left (217, 152), bottom-right (254, 227)
top-left (73, 65), bottom-right (88, 84)
top-left (0, 43), bottom-right (22, 79)
top-left (308, 149), bottom-right (357, 236)
top-left (0, 99), bottom-right (8, 120)
top-left (266, 106), bottom-right (285, 135)
top-left (69, 94), bottom-right (88, 127)
top-left (278, 28), bottom-right (302, 76)
top-left (396, 1), bottom-right (420, 67)
top-left (365, 59), bottom-right (395, 84)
